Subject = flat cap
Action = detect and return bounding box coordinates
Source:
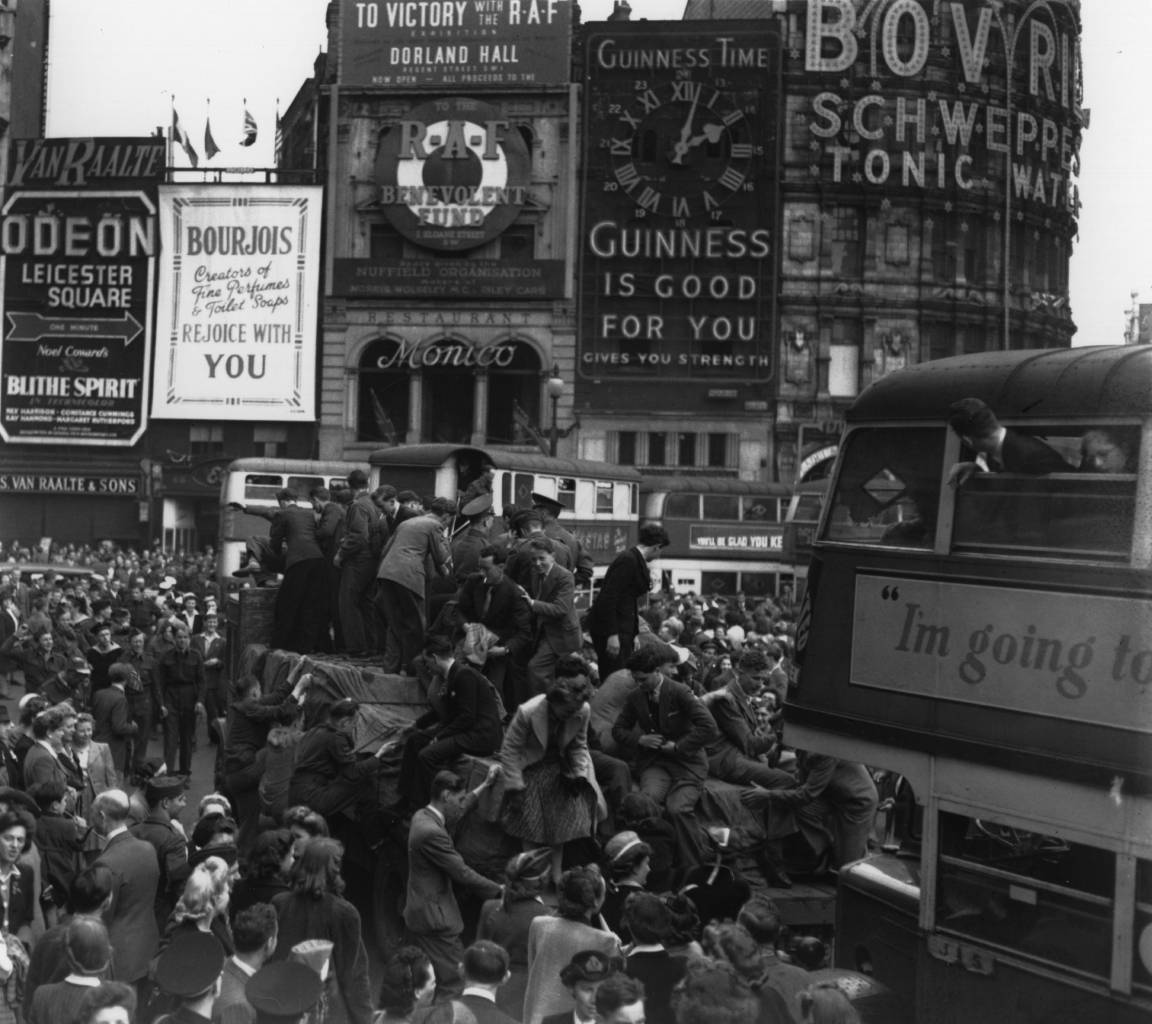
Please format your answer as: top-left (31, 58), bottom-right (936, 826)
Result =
top-left (246, 962), bottom-right (323, 1023)
top-left (461, 493), bottom-right (493, 518)
top-left (154, 931), bottom-right (224, 998)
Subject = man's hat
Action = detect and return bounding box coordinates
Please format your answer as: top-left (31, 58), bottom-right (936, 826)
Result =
top-left (397, 490), bottom-right (420, 504)
top-left (461, 493), bottom-right (493, 518)
top-left (154, 931), bottom-right (225, 999)
top-left (530, 492), bottom-right (563, 516)
top-left (69, 655), bottom-right (91, 675)
top-left (559, 950), bottom-right (623, 986)
top-left (246, 962), bottom-right (323, 1024)
top-left (145, 775), bottom-right (187, 805)
top-left (504, 847), bottom-right (553, 884)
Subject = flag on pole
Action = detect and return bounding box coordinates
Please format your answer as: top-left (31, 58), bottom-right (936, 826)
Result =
top-left (273, 99), bottom-right (283, 165)
top-left (172, 106), bottom-right (199, 167)
top-left (240, 100), bottom-right (257, 147)
top-left (204, 101), bottom-right (220, 161)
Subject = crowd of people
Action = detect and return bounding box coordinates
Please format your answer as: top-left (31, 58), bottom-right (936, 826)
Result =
top-left (0, 470), bottom-right (884, 1024)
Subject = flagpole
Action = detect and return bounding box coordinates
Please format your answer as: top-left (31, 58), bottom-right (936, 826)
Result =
top-left (167, 94), bottom-right (174, 172)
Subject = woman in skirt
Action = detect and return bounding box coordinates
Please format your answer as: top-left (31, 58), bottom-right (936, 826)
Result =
top-left (495, 654), bottom-right (606, 887)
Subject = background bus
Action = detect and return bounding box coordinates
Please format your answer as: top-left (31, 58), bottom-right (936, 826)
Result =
top-left (217, 458), bottom-right (363, 584)
top-left (639, 477), bottom-right (794, 597)
top-left (780, 477), bottom-right (828, 598)
top-left (786, 346), bottom-right (1152, 1023)
top-left (368, 445), bottom-right (642, 604)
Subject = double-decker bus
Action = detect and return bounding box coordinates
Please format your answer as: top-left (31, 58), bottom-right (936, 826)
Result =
top-left (787, 346), bottom-right (1152, 1023)
top-left (639, 476), bottom-right (794, 597)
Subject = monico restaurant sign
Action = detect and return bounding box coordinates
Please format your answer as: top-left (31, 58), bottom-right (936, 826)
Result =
top-left (375, 97), bottom-right (531, 251)
top-left (579, 22), bottom-right (782, 388)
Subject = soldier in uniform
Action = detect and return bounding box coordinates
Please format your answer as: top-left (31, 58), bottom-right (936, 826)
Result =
top-left (532, 491), bottom-right (594, 587)
top-left (452, 494), bottom-right (496, 583)
top-left (130, 774), bottom-right (191, 930)
top-left (154, 626), bottom-right (205, 777)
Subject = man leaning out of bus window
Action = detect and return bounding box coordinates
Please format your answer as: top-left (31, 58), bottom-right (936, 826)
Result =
top-left (946, 398), bottom-right (1070, 487)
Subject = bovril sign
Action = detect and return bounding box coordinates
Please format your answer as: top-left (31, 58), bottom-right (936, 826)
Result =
top-left (375, 97), bottom-right (531, 252)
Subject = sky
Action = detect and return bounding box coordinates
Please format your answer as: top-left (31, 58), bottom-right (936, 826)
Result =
top-left (43, 0), bottom-right (1151, 347)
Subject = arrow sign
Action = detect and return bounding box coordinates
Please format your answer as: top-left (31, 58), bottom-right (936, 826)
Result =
top-left (5, 311), bottom-right (144, 346)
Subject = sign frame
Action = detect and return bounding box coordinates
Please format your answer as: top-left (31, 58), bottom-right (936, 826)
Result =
top-left (0, 189), bottom-right (156, 447)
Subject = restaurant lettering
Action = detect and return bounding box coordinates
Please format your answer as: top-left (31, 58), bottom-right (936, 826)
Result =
top-left (376, 340), bottom-right (518, 370)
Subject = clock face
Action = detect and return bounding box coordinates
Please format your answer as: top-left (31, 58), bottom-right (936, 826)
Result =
top-left (608, 79), bottom-right (758, 219)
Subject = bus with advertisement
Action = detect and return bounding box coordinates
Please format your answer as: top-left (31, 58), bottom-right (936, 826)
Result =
top-left (639, 476), bottom-right (794, 597)
top-left (786, 346), bottom-right (1152, 1023)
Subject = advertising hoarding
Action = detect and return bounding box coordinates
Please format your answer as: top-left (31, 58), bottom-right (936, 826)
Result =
top-left (339, 0), bottom-right (573, 88)
top-left (151, 185), bottom-right (322, 422)
top-left (578, 22), bottom-right (782, 394)
top-left (333, 257), bottom-right (564, 298)
top-left (7, 137), bottom-right (166, 188)
top-left (0, 190), bottom-right (155, 446)
top-left (373, 97), bottom-right (532, 253)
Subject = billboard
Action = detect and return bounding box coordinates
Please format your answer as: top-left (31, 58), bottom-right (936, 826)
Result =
top-left (339, 0), bottom-right (573, 88)
top-left (578, 22), bottom-right (782, 393)
top-left (0, 190), bottom-right (156, 446)
top-left (333, 257), bottom-right (564, 298)
top-left (7, 137), bottom-right (166, 189)
top-left (152, 185), bottom-right (322, 422)
top-left (372, 97), bottom-right (533, 253)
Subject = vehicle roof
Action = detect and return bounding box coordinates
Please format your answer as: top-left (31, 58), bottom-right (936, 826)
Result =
top-left (2, 562), bottom-right (101, 578)
top-left (849, 346), bottom-right (1152, 423)
top-left (227, 458), bottom-right (364, 474)
top-left (368, 444), bottom-right (643, 482)
top-left (640, 475), bottom-right (791, 496)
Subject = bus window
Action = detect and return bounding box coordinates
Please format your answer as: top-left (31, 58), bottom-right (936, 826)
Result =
top-left (512, 473), bottom-right (535, 507)
top-left (665, 493), bottom-right (699, 519)
top-left (744, 495), bottom-right (781, 522)
top-left (243, 474), bottom-right (284, 502)
top-left (702, 494), bottom-right (740, 521)
top-left (936, 810), bottom-right (1115, 982)
top-left (286, 475), bottom-right (326, 497)
top-left (825, 428), bottom-right (944, 547)
top-left (558, 478), bottom-right (577, 510)
top-left (595, 483), bottom-right (613, 514)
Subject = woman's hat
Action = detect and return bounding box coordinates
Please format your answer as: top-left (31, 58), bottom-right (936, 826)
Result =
top-left (505, 848), bottom-right (552, 884)
top-left (604, 830), bottom-right (652, 865)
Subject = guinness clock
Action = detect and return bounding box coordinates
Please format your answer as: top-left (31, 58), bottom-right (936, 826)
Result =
top-left (608, 78), bottom-right (757, 219)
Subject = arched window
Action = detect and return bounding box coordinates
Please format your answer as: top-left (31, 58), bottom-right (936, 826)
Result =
top-left (486, 341), bottom-right (542, 445)
top-left (358, 338), bottom-right (410, 444)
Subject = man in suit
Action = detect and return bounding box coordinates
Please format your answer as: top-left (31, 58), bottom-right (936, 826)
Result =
top-left (215, 902), bottom-right (278, 1024)
top-left (611, 646), bottom-right (717, 816)
top-left (91, 663), bottom-right (138, 777)
top-left (269, 489), bottom-right (327, 654)
top-left (91, 788), bottom-right (161, 987)
top-left (588, 523), bottom-right (669, 681)
top-left (396, 635), bottom-right (504, 809)
top-left (532, 492), bottom-right (595, 587)
top-left (947, 396), bottom-right (1070, 485)
top-left (333, 469), bottom-right (381, 657)
top-left (1, 626), bottom-right (69, 696)
top-left (0, 590), bottom-right (20, 698)
top-left (456, 941), bottom-right (519, 1024)
top-left (517, 537), bottom-right (582, 695)
top-left (457, 546), bottom-right (533, 710)
top-left (405, 768), bottom-right (502, 1002)
top-left (377, 497), bottom-right (455, 674)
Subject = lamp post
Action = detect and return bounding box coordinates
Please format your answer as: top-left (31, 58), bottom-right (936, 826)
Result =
top-left (546, 364), bottom-right (565, 456)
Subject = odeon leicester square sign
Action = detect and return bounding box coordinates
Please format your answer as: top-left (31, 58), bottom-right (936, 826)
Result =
top-left (375, 97), bottom-right (531, 252)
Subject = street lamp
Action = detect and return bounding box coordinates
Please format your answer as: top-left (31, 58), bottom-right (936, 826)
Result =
top-left (546, 363), bottom-right (565, 456)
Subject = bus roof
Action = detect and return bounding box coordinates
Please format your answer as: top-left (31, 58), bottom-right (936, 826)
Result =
top-left (849, 346), bottom-right (1152, 424)
top-left (368, 444), bottom-right (643, 482)
top-left (225, 458), bottom-right (364, 474)
top-left (639, 475), bottom-right (791, 497)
